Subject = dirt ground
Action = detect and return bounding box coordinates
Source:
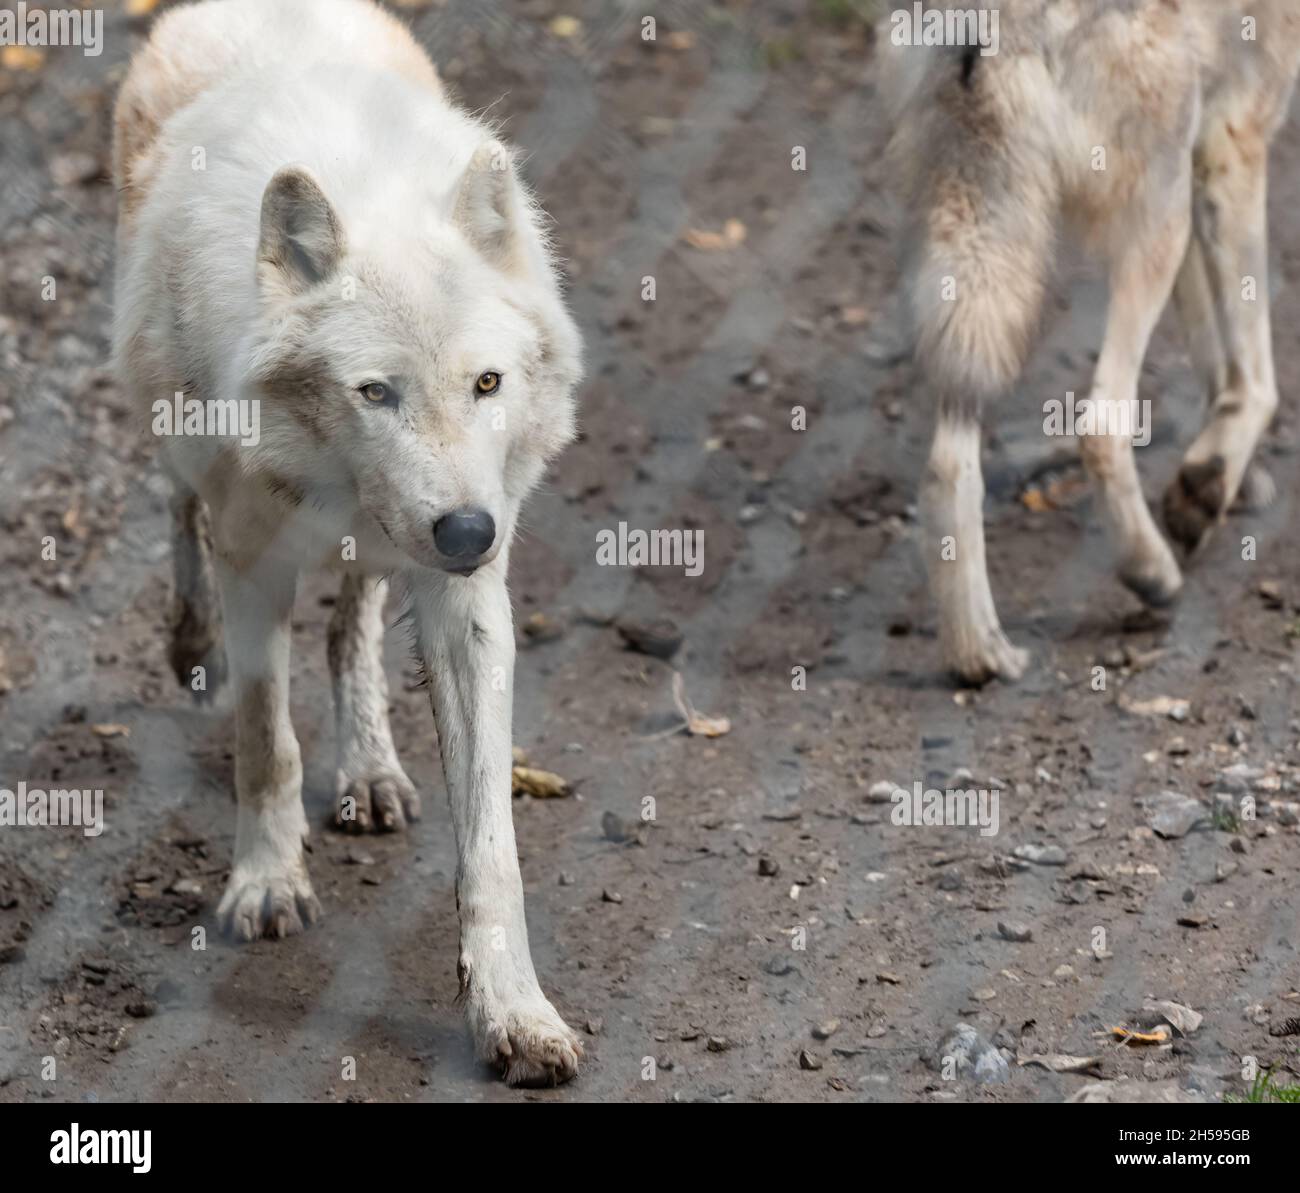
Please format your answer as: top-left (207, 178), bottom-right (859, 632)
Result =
top-left (2, 0), bottom-right (1299, 1105)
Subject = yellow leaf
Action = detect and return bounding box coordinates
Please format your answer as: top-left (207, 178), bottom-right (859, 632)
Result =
top-left (722, 217), bottom-right (747, 245)
top-left (549, 15), bottom-right (582, 39)
top-left (126, 0), bottom-right (163, 15)
top-left (683, 219), bottom-right (747, 252)
top-left (91, 723), bottom-right (131, 739)
top-left (1107, 1024), bottom-right (1171, 1045)
top-left (2, 46), bottom-right (45, 71)
top-left (511, 765), bottom-right (572, 798)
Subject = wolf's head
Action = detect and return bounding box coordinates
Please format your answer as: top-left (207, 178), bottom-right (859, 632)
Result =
top-left (244, 142), bottom-right (581, 574)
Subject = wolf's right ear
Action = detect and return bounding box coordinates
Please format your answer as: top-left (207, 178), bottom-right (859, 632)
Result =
top-left (453, 140), bottom-right (525, 273)
top-left (257, 166), bottom-right (345, 296)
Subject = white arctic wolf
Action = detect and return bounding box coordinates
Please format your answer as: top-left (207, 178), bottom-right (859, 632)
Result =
top-left (113, 0), bottom-right (583, 1085)
top-left (883, 0), bottom-right (1300, 685)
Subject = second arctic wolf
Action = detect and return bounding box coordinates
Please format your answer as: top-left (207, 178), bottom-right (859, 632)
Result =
top-left (884, 0), bottom-right (1300, 683)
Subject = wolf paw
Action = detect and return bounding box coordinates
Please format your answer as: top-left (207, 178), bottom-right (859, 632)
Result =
top-left (217, 861), bottom-right (321, 941)
top-left (946, 628), bottom-right (1029, 687)
top-left (1118, 542), bottom-right (1183, 608)
top-left (334, 768), bottom-right (420, 833)
top-left (464, 969), bottom-right (581, 1086)
top-left (1163, 454), bottom-right (1227, 554)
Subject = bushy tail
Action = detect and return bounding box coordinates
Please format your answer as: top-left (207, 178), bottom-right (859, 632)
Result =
top-left (908, 181), bottom-right (1054, 413)
top-left (886, 46), bottom-right (1060, 413)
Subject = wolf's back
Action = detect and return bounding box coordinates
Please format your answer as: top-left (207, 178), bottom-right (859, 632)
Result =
top-left (112, 0), bottom-right (439, 221)
top-left (880, 2), bottom-right (1066, 404)
top-left (878, 0), bottom-right (1228, 406)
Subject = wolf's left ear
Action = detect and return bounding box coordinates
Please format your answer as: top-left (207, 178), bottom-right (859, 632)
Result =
top-left (453, 140), bottom-right (526, 273)
top-left (257, 165), bottom-right (346, 296)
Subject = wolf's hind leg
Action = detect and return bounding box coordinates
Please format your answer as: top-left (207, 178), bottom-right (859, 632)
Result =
top-left (921, 412), bottom-right (1029, 685)
top-left (168, 482), bottom-right (225, 700)
top-left (328, 574), bottom-right (419, 833)
top-left (1077, 188), bottom-right (1189, 607)
top-left (1164, 111), bottom-right (1282, 551)
top-left (913, 178), bottom-right (1053, 685)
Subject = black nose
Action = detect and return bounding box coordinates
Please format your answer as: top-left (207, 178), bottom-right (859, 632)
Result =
top-left (433, 507), bottom-right (496, 558)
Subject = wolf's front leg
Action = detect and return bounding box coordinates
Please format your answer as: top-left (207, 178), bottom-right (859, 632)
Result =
top-left (410, 564), bottom-right (580, 1086)
top-left (214, 559), bottom-right (320, 940)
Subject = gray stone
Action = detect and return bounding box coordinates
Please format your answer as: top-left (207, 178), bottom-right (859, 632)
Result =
top-left (1145, 791), bottom-right (1208, 839)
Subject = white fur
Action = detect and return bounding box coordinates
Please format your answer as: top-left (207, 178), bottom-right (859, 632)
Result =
top-left (408, 555), bottom-right (581, 1084)
top-left (921, 419), bottom-right (1029, 685)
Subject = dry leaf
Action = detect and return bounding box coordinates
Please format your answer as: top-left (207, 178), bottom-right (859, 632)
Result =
top-left (1020, 488), bottom-right (1052, 513)
top-left (1107, 1024), bottom-right (1171, 1045)
top-left (1018, 1053), bottom-right (1103, 1074)
top-left (548, 15), bottom-right (582, 38)
top-left (683, 218), bottom-right (747, 252)
top-left (1121, 695), bottom-right (1190, 720)
top-left (126, 0), bottom-right (164, 14)
top-left (2, 45), bottom-right (46, 71)
top-left (665, 31), bottom-right (696, 50)
top-left (839, 305), bottom-right (870, 327)
top-left (1143, 999), bottom-right (1202, 1036)
top-left (521, 610), bottom-right (565, 643)
top-left (61, 502), bottom-right (87, 540)
top-left (671, 672), bottom-right (731, 738)
top-left (511, 765), bottom-right (571, 798)
top-left (91, 723), bottom-right (130, 739)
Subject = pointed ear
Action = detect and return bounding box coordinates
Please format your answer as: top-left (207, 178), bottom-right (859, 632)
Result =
top-left (453, 140), bottom-right (525, 271)
top-left (257, 165), bottom-right (345, 295)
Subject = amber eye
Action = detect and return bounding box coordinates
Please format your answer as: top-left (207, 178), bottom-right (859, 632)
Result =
top-left (360, 382), bottom-right (390, 404)
top-left (475, 371), bottom-right (501, 396)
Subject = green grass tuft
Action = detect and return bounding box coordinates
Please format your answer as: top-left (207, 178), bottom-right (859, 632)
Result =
top-left (1226, 1064), bottom-right (1300, 1104)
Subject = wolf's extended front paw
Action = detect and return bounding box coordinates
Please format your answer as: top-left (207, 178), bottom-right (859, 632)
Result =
top-left (217, 859), bottom-right (321, 941)
top-left (1163, 454), bottom-right (1227, 554)
top-left (334, 766), bottom-right (420, 833)
top-left (1118, 540), bottom-right (1183, 608)
top-left (463, 965), bottom-right (581, 1087)
top-left (945, 628), bottom-right (1029, 687)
